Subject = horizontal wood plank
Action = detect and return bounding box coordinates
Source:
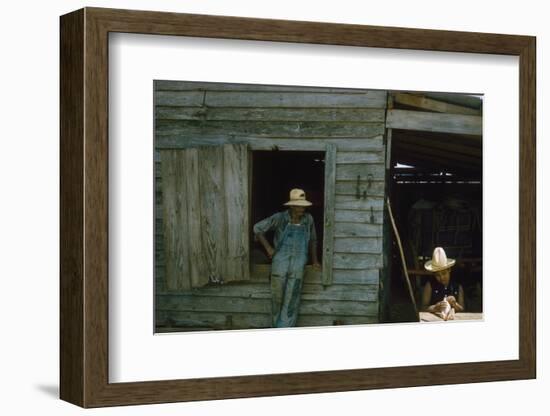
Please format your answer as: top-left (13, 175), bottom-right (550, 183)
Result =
top-left (156, 282), bottom-right (378, 302)
top-left (156, 310), bottom-right (269, 329)
top-left (156, 90), bottom-right (387, 108)
top-left (335, 164), bottom-right (385, 181)
top-left (333, 269), bottom-right (380, 285)
top-left (334, 195), bottom-right (384, 210)
top-left (156, 107), bottom-right (386, 122)
top-left (156, 120), bottom-right (385, 138)
top-left (335, 209), bottom-right (384, 224)
top-left (334, 222), bottom-right (383, 237)
top-left (335, 180), bottom-right (385, 197)
top-left (336, 151), bottom-right (384, 164)
top-left (156, 310), bottom-right (378, 330)
top-left (423, 92), bottom-right (483, 110)
top-left (386, 109), bottom-right (482, 135)
top-left (154, 80), bottom-right (384, 94)
top-left (392, 92), bottom-right (481, 115)
top-left (333, 253), bottom-right (383, 269)
top-left (334, 237), bottom-right (382, 253)
top-left (156, 295), bottom-right (378, 316)
top-left (156, 135), bottom-right (384, 151)
top-left (156, 263), bottom-right (381, 286)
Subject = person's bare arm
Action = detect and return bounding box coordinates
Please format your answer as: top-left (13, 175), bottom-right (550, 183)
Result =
top-left (450, 285), bottom-right (465, 312)
top-left (309, 240), bottom-right (321, 270)
top-left (308, 216), bottom-right (321, 270)
top-left (421, 281), bottom-right (445, 313)
top-left (446, 286), bottom-right (465, 312)
top-left (458, 285), bottom-right (465, 311)
top-left (253, 213), bottom-right (279, 259)
top-left (256, 233), bottom-right (274, 259)
top-left (421, 281), bottom-right (433, 312)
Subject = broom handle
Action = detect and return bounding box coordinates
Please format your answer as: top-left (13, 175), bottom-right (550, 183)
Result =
top-left (386, 198), bottom-right (419, 321)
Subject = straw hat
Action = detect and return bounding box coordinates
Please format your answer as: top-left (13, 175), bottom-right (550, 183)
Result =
top-left (424, 247), bottom-right (456, 272)
top-left (283, 188), bottom-right (312, 207)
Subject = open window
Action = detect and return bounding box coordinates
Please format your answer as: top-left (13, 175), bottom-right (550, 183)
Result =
top-left (159, 141), bottom-right (337, 290)
top-left (249, 143), bottom-right (336, 285)
top-left (250, 150), bottom-right (326, 265)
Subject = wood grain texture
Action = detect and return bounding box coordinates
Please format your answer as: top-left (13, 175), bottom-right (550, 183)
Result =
top-left (155, 80), bottom-right (376, 93)
top-left (156, 135), bottom-right (385, 151)
top-left (322, 143), bottom-right (336, 285)
top-left (154, 83), bottom-right (384, 317)
top-left (335, 163), bottom-right (385, 180)
top-left (334, 237), bottom-right (382, 254)
top-left (199, 146), bottom-right (227, 282)
top-left (335, 180), bottom-right (385, 197)
top-left (184, 148), bottom-right (205, 287)
top-left (156, 282), bottom-right (378, 301)
top-left (87, 7), bottom-right (532, 54)
top-left (156, 310), bottom-right (378, 330)
top-left (60, 8), bottom-right (84, 406)
top-left (157, 295), bottom-right (377, 316)
top-left (386, 109), bottom-right (482, 135)
top-left (335, 209), bottom-right (384, 224)
top-left (223, 143), bottom-right (250, 282)
top-left (80, 7), bottom-right (111, 407)
top-left (156, 119), bottom-right (385, 138)
top-left (156, 107), bottom-right (386, 122)
top-left (160, 150), bottom-right (192, 290)
top-left (392, 92), bottom-right (481, 115)
top-left (518, 38), bottom-right (536, 376)
top-left (160, 144), bottom-right (251, 287)
top-left (334, 222), bottom-right (383, 237)
top-left (60, 6), bottom-right (536, 408)
top-left (157, 90), bottom-right (387, 108)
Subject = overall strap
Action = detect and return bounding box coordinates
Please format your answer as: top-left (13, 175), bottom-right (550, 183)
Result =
top-left (273, 222), bottom-right (291, 255)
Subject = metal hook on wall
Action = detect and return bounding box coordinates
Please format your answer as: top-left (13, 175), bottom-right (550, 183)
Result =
top-left (194, 89), bottom-right (209, 121)
top-left (362, 174), bottom-right (374, 200)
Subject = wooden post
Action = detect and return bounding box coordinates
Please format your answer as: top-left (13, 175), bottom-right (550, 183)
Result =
top-left (386, 197), bottom-right (419, 321)
top-left (322, 143), bottom-right (337, 286)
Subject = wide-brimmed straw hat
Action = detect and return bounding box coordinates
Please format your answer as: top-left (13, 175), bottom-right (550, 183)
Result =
top-left (283, 188), bottom-right (312, 207)
top-left (424, 247), bottom-right (456, 272)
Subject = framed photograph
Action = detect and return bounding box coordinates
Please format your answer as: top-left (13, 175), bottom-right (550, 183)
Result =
top-left (60, 7), bottom-right (536, 408)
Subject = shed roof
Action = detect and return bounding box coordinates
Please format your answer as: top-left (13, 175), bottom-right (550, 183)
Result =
top-left (388, 92), bottom-right (482, 176)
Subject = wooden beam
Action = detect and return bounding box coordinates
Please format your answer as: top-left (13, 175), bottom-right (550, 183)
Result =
top-left (156, 90), bottom-right (387, 108)
top-left (392, 152), bottom-right (480, 173)
top-left (386, 109), bottom-right (482, 135)
top-left (392, 92), bottom-right (480, 115)
top-left (393, 141), bottom-right (481, 165)
top-left (395, 131), bottom-right (481, 157)
top-left (423, 92), bottom-right (482, 110)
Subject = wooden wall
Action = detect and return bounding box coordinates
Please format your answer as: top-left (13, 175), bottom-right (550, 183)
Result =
top-left (154, 81), bottom-right (388, 331)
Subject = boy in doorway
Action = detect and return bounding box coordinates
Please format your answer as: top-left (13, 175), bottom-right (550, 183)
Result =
top-left (421, 247), bottom-right (465, 320)
top-left (253, 188), bottom-right (321, 328)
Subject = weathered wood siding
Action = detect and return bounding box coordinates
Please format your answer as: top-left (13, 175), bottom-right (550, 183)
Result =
top-left (155, 81), bottom-right (387, 330)
top-left (160, 143), bottom-right (250, 290)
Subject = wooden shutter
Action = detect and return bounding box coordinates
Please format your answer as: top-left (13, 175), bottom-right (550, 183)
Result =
top-left (322, 143), bottom-right (336, 285)
top-left (160, 143), bottom-right (250, 290)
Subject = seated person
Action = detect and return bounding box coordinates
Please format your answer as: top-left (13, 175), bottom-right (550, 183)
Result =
top-left (421, 247), bottom-right (465, 320)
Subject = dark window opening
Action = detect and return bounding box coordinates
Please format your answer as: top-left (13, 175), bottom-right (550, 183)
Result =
top-left (250, 150), bottom-right (325, 265)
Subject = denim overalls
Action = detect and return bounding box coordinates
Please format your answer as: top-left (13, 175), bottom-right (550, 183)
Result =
top-left (270, 221), bottom-right (309, 327)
